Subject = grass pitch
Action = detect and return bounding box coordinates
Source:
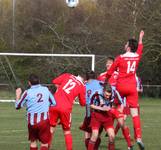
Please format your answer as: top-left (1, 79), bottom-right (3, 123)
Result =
top-left (0, 98), bottom-right (161, 150)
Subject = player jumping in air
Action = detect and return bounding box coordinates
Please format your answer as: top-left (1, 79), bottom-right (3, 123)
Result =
top-left (49, 73), bottom-right (86, 150)
top-left (15, 74), bottom-right (56, 150)
top-left (98, 57), bottom-right (133, 150)
top-left (106, 30), bottom-right (145, 150)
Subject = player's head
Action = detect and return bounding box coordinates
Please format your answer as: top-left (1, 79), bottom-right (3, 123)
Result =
top-left (125, 39), bottom-right (138, 52)
top-left (103, 83), bottom-right (112, 99)
top-left (28, 74), bottom-right (40, 85)
top-left (86, 70), bottom-right (96, 80)
top-left (106, 56), bottom-right (114, 70)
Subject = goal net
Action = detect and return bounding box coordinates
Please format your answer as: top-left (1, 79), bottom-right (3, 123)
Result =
top-left (0, 53), bottom-right (95, 102)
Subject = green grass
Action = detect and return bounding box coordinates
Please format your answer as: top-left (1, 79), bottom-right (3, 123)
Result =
top-left (0, 98), bottom-right (161, 150)
top-left (0, 90), bottom-right (15, 99)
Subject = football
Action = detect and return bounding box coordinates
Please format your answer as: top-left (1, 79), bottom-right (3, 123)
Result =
top-left (66, 0), bottom-right (79, 8)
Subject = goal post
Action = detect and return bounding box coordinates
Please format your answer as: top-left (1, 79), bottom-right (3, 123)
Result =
top-left (0, 52), bottom-right (95, 102)
top-left (0, 53), bottom-right (95, 71)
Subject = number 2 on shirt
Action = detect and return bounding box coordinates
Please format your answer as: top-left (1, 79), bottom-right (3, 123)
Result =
top-left (127, 61), bottom-right (136, 73)
top-left (37, 93), bottom-right (43, 102)
top-left (63, 79), bottom-right (76, 94)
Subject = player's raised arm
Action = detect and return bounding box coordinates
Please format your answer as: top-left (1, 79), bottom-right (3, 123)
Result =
top-left (137, 30), bottom-right (144, 56)
top-left (139, 30), bottom-right (144, 44)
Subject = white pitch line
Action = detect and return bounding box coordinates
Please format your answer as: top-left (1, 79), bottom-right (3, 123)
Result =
top-left (0, 129), bottom-right (25, 134)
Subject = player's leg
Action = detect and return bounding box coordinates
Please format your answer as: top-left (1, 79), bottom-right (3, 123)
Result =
top-left (30, 141), bottom-right (38, 150)
top-left (84, 132), bottom-right (91, 149)
top-left (130, 107), bottom-right (144, 150)
top-left (114, 121), bottom-right (121, 135)
top-left (117, 116), bottom-right (133, 149)
top-left (63, 130), bottom-right (73, 150)
top-left (28, 124), bottom-right (38, 150)
top-left (88, 129), bottom-right (99, 150)
top-left (79, 116), bottom-right (92, 149)
top-left (106, 128), bottom-right (115, 150)
top-left (39, 119), bottom-right (51, 150)
top-left (114, 104), bottom-right (124, 135)
top-left (115, 105), bottom-right (129, 135)
top-left (128, 91), bottom-right (144, 150)
top-left (94, 127), bottom-right (103, 150)
top-left (61, 111), bottom-right (73, 150)
top-left (40, 143), bottom-right (48, 150)
top-left (49, 107), bottom-right (59, 148)
top-left (88, 112), bottom-right (101, 150)
top-left (103, 115), bottom-right (115, 150)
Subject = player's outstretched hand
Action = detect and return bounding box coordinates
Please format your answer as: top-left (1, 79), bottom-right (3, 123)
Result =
top-left (139, 30), bottom-right (144, 38)
top-left (139, 30), bottom-right (144, 44)
top-left (16, 88), bottom-right (22, 100)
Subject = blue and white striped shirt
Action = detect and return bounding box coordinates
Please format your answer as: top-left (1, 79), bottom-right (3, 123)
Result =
top-left (15, 84), bottom-right (56, 125)
top-left (85, 79), bottom-right (103, 117)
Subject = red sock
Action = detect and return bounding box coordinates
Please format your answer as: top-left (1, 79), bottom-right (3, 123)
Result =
top-left (40, 146), bottom-right (48, 150)
top-left (88, 140), bottom-right (95, 150)
top-left (115, 122), bottom-right (121, 135)
top-left (30, 147), bottom-right (38, 150)
top-left (132, 116), bottom-right (142, 139)
top-left (94, 137), bottom-right (101, 150)
top-left (122, 126), bottom-right (132, 147)
top-left (108, 142), bottom-right (115, 150)
top-left (65, 133), bottom-right (73, 150)
top-left (85, 138), bottom-right (90, 149)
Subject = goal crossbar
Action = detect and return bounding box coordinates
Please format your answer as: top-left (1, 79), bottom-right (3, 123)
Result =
top-left (0, 53), bottom-right (95, 71)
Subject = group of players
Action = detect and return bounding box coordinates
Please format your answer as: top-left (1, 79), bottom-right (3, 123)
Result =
top-left (15, 30), bottom-right (144, 150)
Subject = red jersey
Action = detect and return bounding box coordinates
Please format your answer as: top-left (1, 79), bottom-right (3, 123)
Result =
top-left (107, 44), bottom-right (143, 85)
top-left (98, 71), bottom-right (118, 86)
top-left (52, 73), bottom-right (86, 110)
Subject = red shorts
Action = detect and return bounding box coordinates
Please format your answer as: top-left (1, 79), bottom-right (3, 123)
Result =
top-left (28, 119), bottom-right (51, 144)
top-left (49, 107), bottom-right (72, 131)
top-left (90, 112), bottom-right (114, 130)
top-left (79, 117), bottom-right (91, 133)
top-left (117, 84), bottom-right (138, 108)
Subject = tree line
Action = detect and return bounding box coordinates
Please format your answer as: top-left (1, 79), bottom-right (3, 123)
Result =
top-left (0, 0), bottom-right (161, 86)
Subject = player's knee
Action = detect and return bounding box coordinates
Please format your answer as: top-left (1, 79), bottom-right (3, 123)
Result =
top-left (64, 130), bottom-right (71, 135)
top-left (117, 118), bottom-right (125, 128)
top-left (108, 134), bottom-right (115, 143)
top-left (91, 132), bottom-right (99, 141)
top-left (30, 141), bottom-right (37, 147)
top-left (130, 108), bottom-right (139, 117)
top-left (40, 143), bottom-right (48, 147)
top-left (50, 126), bottom-right (56, 134)
top-left (107, 131), bottom-right (115, 142)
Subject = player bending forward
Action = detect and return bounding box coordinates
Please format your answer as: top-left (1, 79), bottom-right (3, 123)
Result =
top-left (88, 84), bottom-right (115, 150)
top-left (106, 30), bottom-right (145, 150)
top-left (80, 71), bottom-right (104, 150)
top-left (49, 73), bottom-right (86, 150)
top-left (15, 74), bottom-right (56, 150)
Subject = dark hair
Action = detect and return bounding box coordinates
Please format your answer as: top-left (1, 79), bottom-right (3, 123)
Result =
top-left (28, 74), bottom-right (40, 85)
top-left (103, 83), bottom-right (112, 93)
top-left (86, 70), bottom-right (96, 80)
top-left (128, 39), bottom-right (138, 52)
top-left (107, 56), bottom-right (114, 62)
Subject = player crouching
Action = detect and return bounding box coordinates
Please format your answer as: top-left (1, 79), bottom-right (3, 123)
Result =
top-left (88, 84), bottom-right (115, 150)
